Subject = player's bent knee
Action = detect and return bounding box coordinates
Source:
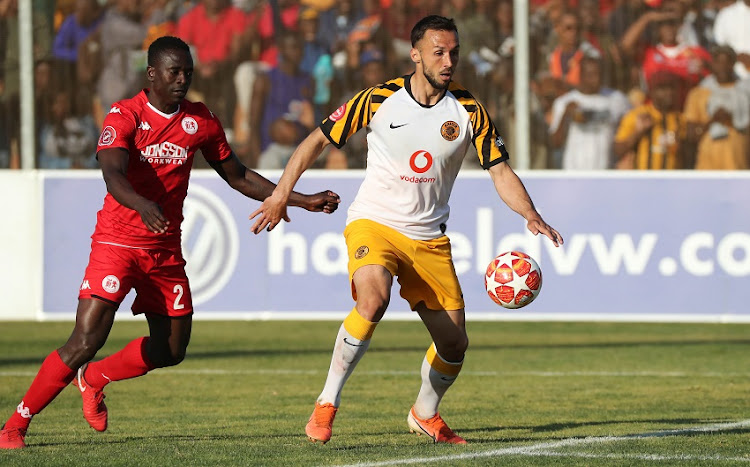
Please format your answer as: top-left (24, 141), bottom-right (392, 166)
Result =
top-left (355, 296), bottom-right (390, 321)
top-left (437, 335), bottom-right (469, 361)
top-left (163, 353), bottom-right (185, 367)
top-left (60, 337), bottom-right (103, 367)
top-left (147, 344), bottom-right (187, 368)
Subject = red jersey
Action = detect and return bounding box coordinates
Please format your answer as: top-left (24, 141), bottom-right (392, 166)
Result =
top-left (94, 89), bottom-right (232, 249)
top-left (642, 44), bottom-right (711, 84)
top-left (176, 4), bottom-right (249, 64)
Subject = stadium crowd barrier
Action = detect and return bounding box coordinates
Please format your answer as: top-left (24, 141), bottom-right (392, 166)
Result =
top-left (1, 169), bottom-right (749, 322)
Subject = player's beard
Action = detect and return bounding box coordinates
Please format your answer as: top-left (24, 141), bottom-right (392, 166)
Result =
top-left (423, 67), bottom-right (451, 90)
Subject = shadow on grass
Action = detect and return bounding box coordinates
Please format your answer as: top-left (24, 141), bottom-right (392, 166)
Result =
top-left (184, 338), bottom-right (750, 361)
top-left (22, 421), bottom-right (750, 450)
top-left (3, 339), bottom-right (748, 367)
top-left (457, 417), bottom-right (750, 444)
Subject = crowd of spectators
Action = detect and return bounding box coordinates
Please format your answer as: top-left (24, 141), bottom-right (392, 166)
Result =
top-left (1, 0), bottom-right (749, 170)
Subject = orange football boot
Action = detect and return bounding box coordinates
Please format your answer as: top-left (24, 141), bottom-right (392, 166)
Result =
top-left (407, 406), bottom-right (467, 444)
top-left (305, 402), bottom-right (338, 444)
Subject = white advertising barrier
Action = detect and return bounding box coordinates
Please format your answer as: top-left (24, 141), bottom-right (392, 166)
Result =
top-left (0, 171), bottom-right (41, 320)
top-left (3, 170), bottom-right (750, 322)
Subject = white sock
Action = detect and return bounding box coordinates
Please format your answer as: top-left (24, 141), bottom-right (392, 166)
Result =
top-left (413, 346), bottom-right (462, 420)
top-left (317, 324), bottom-right (370, 407)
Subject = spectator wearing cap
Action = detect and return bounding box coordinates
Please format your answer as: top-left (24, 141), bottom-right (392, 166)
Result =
top-left (545, 11), bottom-right (601, 88)
top-left (684, 45), bottom-right (750, 170)
top-left (549, 56), bottom-right (631, 169)
top-left (620, 0), bottom-right (711, 108)
top-left (614, 70), bottom-right (687, 169)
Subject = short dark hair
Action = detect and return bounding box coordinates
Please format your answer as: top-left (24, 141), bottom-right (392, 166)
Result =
top-left (711, 44), bottom-right (737, 62)
top-left (148, 36), bottom-right (191, 67)
top-left (410, 15), bottom-right (458, 47)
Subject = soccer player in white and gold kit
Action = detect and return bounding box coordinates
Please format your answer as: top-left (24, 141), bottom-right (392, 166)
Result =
top-left (251, 15), bottom-right (564, 444)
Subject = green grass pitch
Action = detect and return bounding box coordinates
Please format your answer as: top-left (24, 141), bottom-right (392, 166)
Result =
top-left (1, 320), bottom-right (749, 466)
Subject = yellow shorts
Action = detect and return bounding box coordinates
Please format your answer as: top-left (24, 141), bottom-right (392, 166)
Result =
top-left (344, 219), bottom-right (464, 311)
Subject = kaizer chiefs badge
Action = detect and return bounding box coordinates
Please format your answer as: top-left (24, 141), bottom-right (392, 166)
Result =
top-left (355, 246), bottom-right (369, 259)
top-left (441, 121), bottom-right (459, 141)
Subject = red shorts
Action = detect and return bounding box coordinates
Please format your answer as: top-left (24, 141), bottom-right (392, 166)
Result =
top-left (78, 242), bottom-right (193, 317)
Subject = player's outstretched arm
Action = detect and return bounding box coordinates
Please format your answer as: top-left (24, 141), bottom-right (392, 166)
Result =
top-left (488, 161), bottom-right (564, 247)
top-left (249, 127), bottom-right (332, 234)
top-left (98, 148), bottom-right (170, 234)
top-left (209, 149), bottom-right (340, 233)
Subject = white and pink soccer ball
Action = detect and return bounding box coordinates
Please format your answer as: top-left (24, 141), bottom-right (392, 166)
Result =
top-left (484, 251), bottom-right (543, 309)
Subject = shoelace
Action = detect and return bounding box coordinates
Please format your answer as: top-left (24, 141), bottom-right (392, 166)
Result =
top-left (93, 392), bottom-right (106, 409)
top-left (313, 406), bottom-right (336, 427)
top-left (423, 414), bottom-right (458, 440)
top-left (3, 427), bottom-right (26, 441)
top-left (436, 422), bottom-right (458, 439)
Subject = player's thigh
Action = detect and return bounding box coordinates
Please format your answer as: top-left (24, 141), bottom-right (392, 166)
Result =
top-left (399, 236), bottom-right (465, 312)
top-left (351, 265), bottom-right (393, 321)
top-left (132, 250), bottom-right (193, 317)
top-left (58, 298), bottom-right (118, 368)
top-left (345, 219), bottom-right (402, 301)
top-left (78, 242), bottom-right (141, 307)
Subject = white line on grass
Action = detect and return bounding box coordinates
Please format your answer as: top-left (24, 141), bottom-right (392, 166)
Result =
top-left (2, 369), bottom-right (749, 378)
top-left (332, 419), bottom-right (750, 467)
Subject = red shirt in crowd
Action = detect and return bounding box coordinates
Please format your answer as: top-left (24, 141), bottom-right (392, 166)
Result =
top-left (642, 43), bottom-right (711, 106)
top-left (176, 3), bottom-right (248, 64)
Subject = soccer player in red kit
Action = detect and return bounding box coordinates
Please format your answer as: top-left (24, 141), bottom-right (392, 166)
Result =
top-left (0, 36), bottom-right (340, 449)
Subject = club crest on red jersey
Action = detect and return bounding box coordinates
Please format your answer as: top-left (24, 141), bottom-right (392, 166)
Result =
top-left (98, 126), bottom-right (116, 146)
top-left (182, 117), bottom-right (198, 135)
top-left (102, 275), bottom-right (120, 294)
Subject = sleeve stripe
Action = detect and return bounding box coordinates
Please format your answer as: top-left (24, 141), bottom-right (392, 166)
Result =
top-left (355, 88), bottom-right (375, 136)
top-left (383, 82), bottom-right (402, 92)
top-left (451, 89), bottom-right (473, 99)
top-left (338, 89), bottom-right (369, 146)
top-left (319, 77), bottom-right (403, 148)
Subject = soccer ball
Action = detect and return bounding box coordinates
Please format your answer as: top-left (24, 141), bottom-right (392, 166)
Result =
top-left (484, 251), bottom-right (543, 309)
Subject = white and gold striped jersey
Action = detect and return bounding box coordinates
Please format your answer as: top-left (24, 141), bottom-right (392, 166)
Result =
top-left (321, 74), bottom-right (509, 240)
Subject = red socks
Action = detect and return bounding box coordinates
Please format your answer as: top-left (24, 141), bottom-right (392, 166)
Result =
top-left (4, 337), bottom-right (156, 430)
top-left (83, 337), bottom-right (156, 389)
top-left (5, 350), bottom-right (74, 430)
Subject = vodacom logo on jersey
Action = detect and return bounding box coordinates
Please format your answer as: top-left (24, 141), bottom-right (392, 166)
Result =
top-left (400, 150), bottom-right (436, 184)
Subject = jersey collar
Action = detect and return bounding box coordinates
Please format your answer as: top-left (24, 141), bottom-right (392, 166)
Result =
top-left (403, 72), bottom-right (449, 108)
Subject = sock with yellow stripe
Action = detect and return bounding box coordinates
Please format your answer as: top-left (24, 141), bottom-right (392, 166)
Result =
top-left (317, 308), bottom-right (378, 407)
top-left (413, 343), bottom-right (463, 420)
